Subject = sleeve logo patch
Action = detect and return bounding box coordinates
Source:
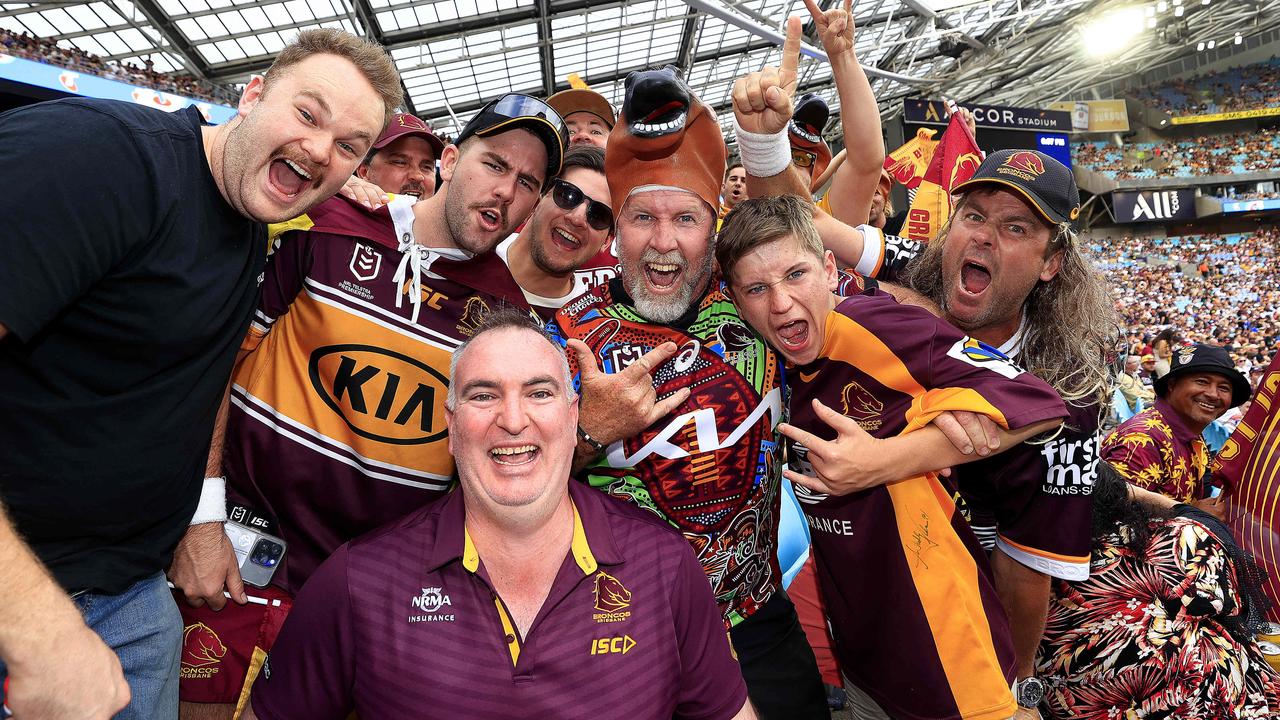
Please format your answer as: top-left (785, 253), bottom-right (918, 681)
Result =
top-left (947, 337), bottom-right (1023, 379)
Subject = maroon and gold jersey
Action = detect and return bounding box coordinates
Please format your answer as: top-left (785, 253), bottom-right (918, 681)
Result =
top-left (790, 290), bottom-right (1067, 720)
top-left (1101, 398), bottom-right (1211, 503)
top-left (549, 279), bottom-right (783, 628)
top-left (224, 195), bottom-right (529, 595)
top-left (572, 245), bottom-right (620, 296)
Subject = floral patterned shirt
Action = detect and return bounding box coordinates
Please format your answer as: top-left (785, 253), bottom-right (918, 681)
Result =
top-left (1037, 516), bottom-right (1280, 719)
top-left (1101, 398), bottom-right (1211, 502)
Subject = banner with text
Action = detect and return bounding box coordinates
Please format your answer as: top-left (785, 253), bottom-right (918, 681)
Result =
top-left (903, 98), bottom-right (1071, 132)
top-left (1047, 100), bottom-right (1130, 133)
top-left (1112, 188), bottom-right (1197, 223)
top-left (1170, 106), bottom-right (1280, 125)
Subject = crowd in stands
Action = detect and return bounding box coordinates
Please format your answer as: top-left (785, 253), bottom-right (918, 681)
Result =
top-left (1093, 228), bottom-right (1280, 379)
top-left (1074, 127), bottom-right (1280, 180)
top-left (0, 28), bottom-right (236, 104)
top-left (1129, 57), bottom-right (1280, 117)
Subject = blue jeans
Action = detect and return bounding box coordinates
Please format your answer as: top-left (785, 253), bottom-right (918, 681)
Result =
top-left (1, 572), bottom-right (181, 720)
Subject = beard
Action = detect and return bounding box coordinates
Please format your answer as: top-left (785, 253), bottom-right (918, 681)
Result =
top-left (528, 212), bottom-right (581, 276)
top-left (621, 244), bottom-right (713, 324)
top-left (443, 188), bottom-right (505, 255)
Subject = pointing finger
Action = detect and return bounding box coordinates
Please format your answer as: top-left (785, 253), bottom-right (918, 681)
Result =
top-left (811, 398), bottom-right (865, 437)
top-left (623, 341), bottom-right (679, 379)
top-left (780, 16), bottom-right (802, 90)
top-left (777, 422), bottom-right (830, 460)
top-left (648, 386), bottom-right (692, 424)
top-left (800, 0), bottom-right (824, 22)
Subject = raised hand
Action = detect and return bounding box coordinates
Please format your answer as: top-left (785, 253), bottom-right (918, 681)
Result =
top-left (569, 339), bottom-right (692, 450)
top-left (802, 0), bottom-right (856, 59)
top-left (732, 15), bottom-right (803, 135)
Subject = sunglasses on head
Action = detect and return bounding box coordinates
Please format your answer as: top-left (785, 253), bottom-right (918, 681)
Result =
top-left (791, 150), bottom-right (817, 169)
top-left (489, 94), bottom-right (567, 138)
top-left (549, 178), bottom-right (613, 232)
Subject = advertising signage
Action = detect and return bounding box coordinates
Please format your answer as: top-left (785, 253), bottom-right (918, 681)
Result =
top-left (1223, 198), bottom-right (1280, 213)
top-left (1113, 189), bottom-right (1198, 223)
top-left (0, 52), bottom-right (236, 124)
top-left (903, 98), bottom-right (1072, 132)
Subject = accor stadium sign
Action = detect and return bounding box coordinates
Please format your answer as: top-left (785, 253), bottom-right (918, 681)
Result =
top-left (903, 98), bottom-right (1071, 132)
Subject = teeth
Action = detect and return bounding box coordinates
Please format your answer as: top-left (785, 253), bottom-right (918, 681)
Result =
top-left (284, 159), bottom-right (311, 180)
top-left (554, 228), bottom-right (581, 246)
top-left (789, 122), bottom-right (822, 144)
top-left (629, 112), bottom-right (687, 136)
top-left (648, 263), bottom-right (679, 272)
top-left (491, 445), bottom-right (536, 456)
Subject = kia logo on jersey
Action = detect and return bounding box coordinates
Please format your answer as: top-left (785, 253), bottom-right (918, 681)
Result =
top-left (308, 344), bottom-right (449, 445)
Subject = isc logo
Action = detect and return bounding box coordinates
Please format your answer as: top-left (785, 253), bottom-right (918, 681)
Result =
top-left (308, 344), bottom-right (450, 445)
top-left (590, 635), bottom-right (637, 656)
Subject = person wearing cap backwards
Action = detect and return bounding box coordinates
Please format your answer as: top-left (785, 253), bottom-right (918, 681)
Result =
top-left (497, 145), bottom-right (616, 321)
top-left (243, 311), bottom-right (757, 720)
top-left (353, 111), bottom-right (444, 200)
top-left (1102, 343), bottom-right (1250, 512)
top-left (166, 93), bottom-right (565, 719)
top-left (735, 3), bottom-right (1118, 714)
top-left (547, 87), bottom-right (624, 293)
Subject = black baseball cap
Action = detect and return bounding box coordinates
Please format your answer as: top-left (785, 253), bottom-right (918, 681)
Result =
top-left (455, 93), bottom-right (568, 182)
top-left (1154, 343), bottom-right (1251, 408)
top-left (952, 149), bottom-right (1082, 231)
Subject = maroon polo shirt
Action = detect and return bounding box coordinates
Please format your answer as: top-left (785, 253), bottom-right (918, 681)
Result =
top-left (249, 480), bottom-right (747, 719)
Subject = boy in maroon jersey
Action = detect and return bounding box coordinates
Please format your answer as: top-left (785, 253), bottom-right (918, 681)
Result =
top-left (245, 312), bottom-right (755, 720)
top-left (717, 195), bottom-right (1066, 720)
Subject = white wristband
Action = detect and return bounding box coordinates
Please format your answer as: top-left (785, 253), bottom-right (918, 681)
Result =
top-left (190, 476), bottom-right (227, 525)
top-left (733, 117), bottom-right (792, 179)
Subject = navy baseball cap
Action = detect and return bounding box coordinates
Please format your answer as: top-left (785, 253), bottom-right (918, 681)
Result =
top-left (952, 149), bottom-right (1082, 231)
top-left (455, 93), bottom-right (568, 181)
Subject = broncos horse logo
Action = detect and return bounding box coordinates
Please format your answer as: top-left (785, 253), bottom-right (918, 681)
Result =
top-left (456, 296), bottom-right (491, 337)
top-left (181, 622), bottom-right (228, 669)
top-left (593, 571), bottom-right (633, 613)
top-left (841, 380), bottom-right (884, 431)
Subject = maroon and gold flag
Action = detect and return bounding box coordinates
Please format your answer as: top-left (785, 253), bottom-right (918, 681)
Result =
top-left (883, 127), bottom-right (938, 189)
top-left (902, 113), bottom-right (982, 243)
top-left (1218, 355), bottom-right (1280, 619)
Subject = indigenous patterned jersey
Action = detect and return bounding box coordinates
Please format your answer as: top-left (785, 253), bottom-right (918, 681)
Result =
top-left (1101, 398), bottom-right (1211, 503)
top-left (1038, 515), bottom-right (1280, 718)
top-left (550, 279), bottom-right (784, 628)
top-left (224, 194), bottom-right (529, 594)
top-left (790, 290), bottom-right (1067, 720)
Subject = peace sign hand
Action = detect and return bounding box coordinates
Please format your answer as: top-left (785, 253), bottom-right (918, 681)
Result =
top-left (802, 0), bottom-right (856, 60)
top-left (732, 15), bottom-right (803, 135)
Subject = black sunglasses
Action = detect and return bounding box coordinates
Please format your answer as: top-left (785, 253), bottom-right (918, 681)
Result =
top-left (549, 178), bottom-right (613, 232)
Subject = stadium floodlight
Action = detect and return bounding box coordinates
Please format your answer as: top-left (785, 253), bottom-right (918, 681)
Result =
top-left (1146, 5), bottom-right (1156, 15)
top-left (1082, 6), bottom-right (1146, 57)
top-left (1236, 33), bottom-right (1243, 44)
top-left (1197, 41), bottom-right (1206, 50)
top-left (1148, 17), bottom-right (1158, 27)
top-left (1174, 5), bottom-right (1184, 15)
top-left (1208, 39), bottom-right (1216, 48)
top-left (1157, 0), bottom-right (1167, 11)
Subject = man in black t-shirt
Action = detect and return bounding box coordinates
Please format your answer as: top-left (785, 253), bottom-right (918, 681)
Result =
top-left (0, 29), bottom-right (400, 720)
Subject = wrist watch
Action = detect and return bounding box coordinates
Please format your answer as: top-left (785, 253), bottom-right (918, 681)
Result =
top-left (1013, 676), bottom-right (1045, 709)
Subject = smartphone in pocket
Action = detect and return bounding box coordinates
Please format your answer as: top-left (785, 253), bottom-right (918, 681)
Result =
top-left (224, 520), bottom-right (287, 588)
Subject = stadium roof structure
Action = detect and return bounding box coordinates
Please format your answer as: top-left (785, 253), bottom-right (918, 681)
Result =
top-left (2, 0), bottom-right (1277, 141)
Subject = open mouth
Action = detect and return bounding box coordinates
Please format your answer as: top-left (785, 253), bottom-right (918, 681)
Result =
top-left (789, 121), bottom-right (822, 144)
top-left (775, 319), bottom-right (810, 352)
top-left (268, 158), bottom-right (315, 199)
top-left (960, 260), bottom-right (993, 295)
top-left (477, 207), bottom-right (503, 232)
top-left (551, 226), bottom-right (582, 252)
top-left (622, 67), bottom-right (693, 138)
top-left (645, 261), bottom-right (683, 290)
top-left (490, 444), bottom-right (539, 465)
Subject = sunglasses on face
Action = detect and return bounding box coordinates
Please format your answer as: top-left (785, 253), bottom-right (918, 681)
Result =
top-left (791, 150), bottom-right (817, 169)
top-left (549, 178), bottom-right (613, 232)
